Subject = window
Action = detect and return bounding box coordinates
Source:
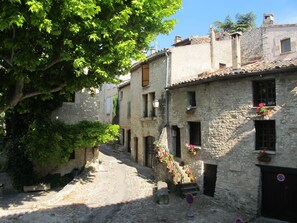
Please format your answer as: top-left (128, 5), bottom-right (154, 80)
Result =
top-left (142, 64), bottom-right (149, 87)
top-left (69, 151), bottom-right (75, 160)
top-left (219, 63), bottom-right (226, 69)
top-left (143, 94), bottom-right (148, 117)
top-left (255, 120), bottom-right (275, 151)
top-left (189, 122), bottom-right (201, 146)
top-left (281, 38), bottom-right (291, 53)
top-left (120, 91), bottom-right (123, 100)
top-left (150, 92), bottom-right (156, 117)
top-left (187, 91), bottom-right (196, 107)
top-left (253, 80), bottom-right (276, 106)
top-left (142, 92), bottom-right (156, 118)
top-left (106, 96), bottom-right (112, 115)
top-left (127, 101), bottom-right (131, 118)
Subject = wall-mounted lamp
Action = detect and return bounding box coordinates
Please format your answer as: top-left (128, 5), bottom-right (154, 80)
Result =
top-left (152, 99), bottom-right (160, 108)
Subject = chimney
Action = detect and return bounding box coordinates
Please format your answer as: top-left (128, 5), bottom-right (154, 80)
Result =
top-left (262, 13), bottom-right (274, 26)
top-left (210, 26), bottom-right (216, 70)
top-left (231, 32), bottom-right (242, 70)
top-left (174, 36), bottom-right (182, 44)
top-left (150, 47), bottom-right (156, 55)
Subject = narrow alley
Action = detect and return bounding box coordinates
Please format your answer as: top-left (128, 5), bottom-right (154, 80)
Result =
top-left (0, 146), bottom-right (285, 223)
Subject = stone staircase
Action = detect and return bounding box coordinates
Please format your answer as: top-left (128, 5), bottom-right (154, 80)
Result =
top-left (171, 161), bottom-right (199, 198)
top-left (155, 136), bottom-right (199, 198)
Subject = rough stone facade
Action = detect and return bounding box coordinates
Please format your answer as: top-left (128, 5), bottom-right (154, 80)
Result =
top-left (51, 82), bottom-right (123, 124)
top-left (168, 69), bottom-right (297, 216)
top-left (241, 16), bottom-right (297, 64)
top-left (127, 33), bottom-right (234, 167)
top-left (118, 81), bottom-right (132, 152)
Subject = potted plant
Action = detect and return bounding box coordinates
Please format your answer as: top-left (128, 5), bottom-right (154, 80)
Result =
top-left (256, 103), bottom-right (269, 116)
top-left (257, 148), bottom-right (271, 163)
top-left (185, 144), bottom-right (201, 156)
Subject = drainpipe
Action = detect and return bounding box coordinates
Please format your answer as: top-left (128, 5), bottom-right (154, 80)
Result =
top-left (165, 50), bottom-right (170, 127)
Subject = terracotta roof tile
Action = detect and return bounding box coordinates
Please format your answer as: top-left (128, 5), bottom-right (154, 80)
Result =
top-left (169, 58), bottom-right (297, 88)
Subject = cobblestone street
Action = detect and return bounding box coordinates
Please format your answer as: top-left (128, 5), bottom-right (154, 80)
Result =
top-left (0, 146), bottom-right (287, 223)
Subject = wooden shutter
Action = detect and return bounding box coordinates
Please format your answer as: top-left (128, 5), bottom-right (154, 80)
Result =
top-left (142, 64), bottom-right (149, 87)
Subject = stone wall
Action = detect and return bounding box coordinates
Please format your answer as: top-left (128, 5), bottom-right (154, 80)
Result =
top-left (34, 147), bottom-right (99, 177)
top-left (241, 28), bottom-right (263, 64)
top-left (168, 71), bottom-right (297, 215)
top-left (241, 25), bottom-right (297, 64)
top-left (130, 56), bottom-right (167, 165)
top-left (51, 84), bottom-right (119, 124)
top-left (118, 83), bottom-right (131, 152)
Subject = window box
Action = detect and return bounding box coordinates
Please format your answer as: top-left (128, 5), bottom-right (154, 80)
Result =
top-left (185, 144), bottom-right (201, 156)
top-left (257, 148), bottom-right (271, 163)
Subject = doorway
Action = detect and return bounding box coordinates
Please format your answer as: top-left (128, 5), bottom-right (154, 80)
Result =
top-left (203, 164), bottom-right (217, 197)
top-left (172, 126), bottom-right (181, 158)
top-left (144, 136), bottom-right (155, 168)
top-left (261, 166), bottom-right (297, 222)
top-left (127, 130), bottom-right (131, 153)
top-left (134, 137), bottom-right (138, 163)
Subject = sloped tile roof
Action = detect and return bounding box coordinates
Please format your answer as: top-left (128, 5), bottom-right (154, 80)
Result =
top-left (169, 58), bottom-right (297, 89)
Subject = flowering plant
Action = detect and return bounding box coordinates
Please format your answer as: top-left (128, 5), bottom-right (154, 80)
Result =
top-left (256, 103), bottom-right (268, 115)
top-left (185, 144), bottom-right (200, 156)
top-left (257, 148), bottom-right (271, 162)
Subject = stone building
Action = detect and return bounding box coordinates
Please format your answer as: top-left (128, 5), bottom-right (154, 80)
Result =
top-left (127, 30), bottom-right (233, 167)
top-left (165, 15), bottom-right (297, 221)
top-left (118, 80), bottom-right (132, 152)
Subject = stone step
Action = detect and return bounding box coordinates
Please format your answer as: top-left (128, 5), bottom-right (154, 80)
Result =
top-left (180, 183), bottom-right (199, 198)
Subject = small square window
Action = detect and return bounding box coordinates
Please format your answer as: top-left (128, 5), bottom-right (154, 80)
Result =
top-left (219, 63), bottom-right (226, 69)
top-left (281, 38), bottom-right (291, 53)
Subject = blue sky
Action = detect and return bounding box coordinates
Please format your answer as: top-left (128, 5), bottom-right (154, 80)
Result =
top-left (154, 0), bottom-right (297, 49)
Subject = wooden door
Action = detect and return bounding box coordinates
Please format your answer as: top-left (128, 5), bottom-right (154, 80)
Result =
top-left (261, 166), bottom-right (297, 222)
top-left (203, 164), bottom-right (217, 197)
top-left (172, 126), bottom-right (181, 158)
top-left (145, 136), bottom-right (154, 168)
top-left (127, 130), bottom-right (131, 153)
top-left (134, 137), bottom-right (138, 163)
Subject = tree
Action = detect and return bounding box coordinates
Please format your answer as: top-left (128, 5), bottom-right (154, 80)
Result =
top-left (0, 0), bottom-right (182, 113)
top-left (213, 12), bottom-right (256, 33)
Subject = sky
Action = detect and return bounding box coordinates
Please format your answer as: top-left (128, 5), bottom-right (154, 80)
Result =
top-left (154, 0), bottom-right (297, 50)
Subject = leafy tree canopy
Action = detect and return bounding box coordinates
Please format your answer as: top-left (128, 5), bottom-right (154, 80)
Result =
top-left (213, 12), bottom-right (256, 33)
top-left (0, 0), bottom-right (182, 113)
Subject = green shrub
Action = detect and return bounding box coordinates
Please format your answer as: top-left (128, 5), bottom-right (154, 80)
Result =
top-left (23, 118), bottom-right (119, 165)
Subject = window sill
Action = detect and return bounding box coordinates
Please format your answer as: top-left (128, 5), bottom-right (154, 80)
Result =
top-left (280, 51), bottom-right (292, 55)
top-left (254, 150), bottom-right (276, 155)
top-left (141, 117), bottom-right (157, 121)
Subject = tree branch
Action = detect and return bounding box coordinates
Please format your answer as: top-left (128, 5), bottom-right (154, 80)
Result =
top-left (39, 58), bottom-right (63, 71)
top-left (10, 27), bottom-right (15, 64)
top-left (21, 83), bottom-right (66, 101)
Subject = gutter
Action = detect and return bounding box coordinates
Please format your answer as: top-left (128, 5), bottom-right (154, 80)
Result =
top-left (165, 50), bottom-right (170, 127)
top-left (167, 66), bottom-right (297, 90)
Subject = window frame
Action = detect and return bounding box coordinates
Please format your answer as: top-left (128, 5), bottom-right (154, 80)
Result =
top-left (253, 79), bottom-right (276, 107)
top-left (142, 64), bottom-right (149, 87)
top-left (189, 122), bottom-right (201, 146)
top-left (187, 91), bottom-right (197, 107)
top-left (280, 38), bottom-right (291, 54)
top-left (255, 120), bottom-right (276, 151)
top-left (127, 101), bottom-right (131, 119)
